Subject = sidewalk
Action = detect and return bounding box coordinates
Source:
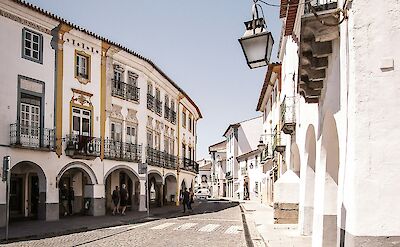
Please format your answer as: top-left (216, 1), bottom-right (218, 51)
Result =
top-left (0, 204), bottom-right (182, 243)
top-left (240, 200), bottom-right (311, 247)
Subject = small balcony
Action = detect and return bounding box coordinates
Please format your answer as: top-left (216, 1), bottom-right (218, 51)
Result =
top-left (164, 153), bottom-right (178, 169)
top-left (182, 158), bottom-right (199, 173)
top-left (10, 123), bottom-right (55, 151)
top-left (225, 171), bottom-right (232, 180)
top-left (65, 134), bottom-right (101, 160)
top-left (104, 139), bottom-right (142, 163)
top-left (170, 110), bottom-right (177, 124)
top-left (281, 96), bottom-right (296, 134)
top-left (299, 0), bottom-right (339, 103)
top-left (146, 146), bottom-right (163, 167)
top-left (164, 105), bottom-right (171, 120)
top-left (111, 79), bottom-right (140, 102)
top-left (273, 130), bottom-right (286, 154)
top-left (155, 99), bottom-right (162, 116)
top-left (147, 94), bottom-right (155, 111)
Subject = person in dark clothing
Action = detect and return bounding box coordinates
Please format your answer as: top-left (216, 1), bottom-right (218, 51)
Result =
top-left (68, 187), bottom-right (75, 215)
top-left (60, 184), bottom-right (69, 216)
top-left (112, 186), bottom-right (120, 215)
top-left (119, 184), bottom-right (128, 215)
top-left (182, 188), bottom-right (190, 213)
top-left (188, 188), bottom-right (194, 211)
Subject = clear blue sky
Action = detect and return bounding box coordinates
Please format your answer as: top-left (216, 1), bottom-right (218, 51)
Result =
top-left (29, 0), bottom-right (282, 159)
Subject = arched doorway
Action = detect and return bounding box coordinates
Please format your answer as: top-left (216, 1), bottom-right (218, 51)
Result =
top-left (313, 113), bottom-right (339, 247)
top-left (10, 161), bottom-right (46, 220)
top-left (300, 125), bottom-right (316, 236)
top-left (148, 171), bottom-right (163, 207)
top-left (164, 174), bottom-right (177, 205)
top-left (57, 162), bottom-right (97, 217)
top-left (104, 166), bottom-right (140, 213)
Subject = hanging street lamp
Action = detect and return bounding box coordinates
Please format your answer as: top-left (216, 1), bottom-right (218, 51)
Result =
top-left (239, 1), bottom-right (274, 69)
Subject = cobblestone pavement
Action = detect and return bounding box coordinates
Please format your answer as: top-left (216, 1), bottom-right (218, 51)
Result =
top-left (4, 201), bottom-right (246, 247)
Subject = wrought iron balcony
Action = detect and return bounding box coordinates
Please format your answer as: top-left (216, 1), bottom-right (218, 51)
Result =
top-left (304, 0), bottom-right (337, 14)
top-left (299, 0), bottom-right (339, 103)
top-left (155, 99), bottom-right (162, 116)
top-left (111, 79), bottom-right (140, 102)
top-left (147, 94), bottom-right (155, 111)
top-left (164, 153), bottom-right (178, 169)
top-left (281, 96), bottom-right (296, 134)
top-left (170, 110), bottom-right (177, 124)
top-left (64, 134), bottom-right (101, 160)
top-left (182, 158), bottom-right (199, 173)
top-left (10, 123), bottom-right (55, 151)
top-left (272, 130), bottom-right (286, 154)
top-left (164, 105), bottom-right (171, 120)
top-left (146, 146), bottom-right (163, 167)
top-left (104, 139), bottom-right (142, 163)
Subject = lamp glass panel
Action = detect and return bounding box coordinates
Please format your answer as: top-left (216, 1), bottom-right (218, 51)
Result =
top-left (241, 33), bottom-right (268, 65)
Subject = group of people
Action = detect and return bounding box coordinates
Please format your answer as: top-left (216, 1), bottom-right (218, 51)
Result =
top-left (111, 184), bottom-right (129, 215)
top-left (180, 188), bottom-right (194, 213)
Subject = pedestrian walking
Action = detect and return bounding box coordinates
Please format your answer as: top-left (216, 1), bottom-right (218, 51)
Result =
top-left (119, 184), bottom-right (128, 215)
top-left (188, 188), bottom-right (194, 211)
top-left (112, 185), bottom-right (120, 215)
top-left (68, 186), bottom-right (75, 215)
top-left (182, 188), bottom-right (190, 213)
top-left (60, 184), bottom-right (69, 216)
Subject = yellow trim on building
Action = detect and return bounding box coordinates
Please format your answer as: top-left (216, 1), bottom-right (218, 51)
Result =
top-left (100, 42), bottom-right (111, 160)
top-left (55, 24), bottom-right (72, 157)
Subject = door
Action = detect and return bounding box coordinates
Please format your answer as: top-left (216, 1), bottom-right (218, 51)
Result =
top-left (72, 107), bottom-right (91, 136)
top-left (20, 102), bottom-right (40, 147)
top-left (10, 176), bottom-right (23, 217)
top-left (119, 172), bottom-right (132, 208)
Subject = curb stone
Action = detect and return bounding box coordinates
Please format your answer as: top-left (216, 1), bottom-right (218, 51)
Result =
top-left (240, 204), bottom-right (267, 247)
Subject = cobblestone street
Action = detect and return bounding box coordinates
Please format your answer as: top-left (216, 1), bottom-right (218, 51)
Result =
top-left (3, 201), bottom-right (246, 247)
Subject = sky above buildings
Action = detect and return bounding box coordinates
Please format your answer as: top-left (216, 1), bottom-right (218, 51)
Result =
top-left (29, 0), bottom-right (281, 159)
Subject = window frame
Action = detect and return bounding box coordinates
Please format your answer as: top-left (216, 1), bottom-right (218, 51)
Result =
top-left (21, 28), bottom-right (43, 64)
top-left (74, 50), bottom-right (91, 83)
top-left (182, 111), bottom-right (187, 128)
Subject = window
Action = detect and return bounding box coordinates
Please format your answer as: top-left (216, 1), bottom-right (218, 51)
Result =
top-left (20, 94), bottom-right (41, 145)
top-left (128, 72), bottom-right (138, 86)
top-left (182, 111), bottom-right (186, 128)
top-left (164, 136), bottom-right (169, 154)
top-left (170, 139), bottom-right (175, 155)
top-left (255, 155), bottom-right (258, 168)
top-left (147, 130), bottom-right (153, 147)
top-left (126, 126), bottom-right (137, 144)
top-left (72, 107), bottom-right (91, 136)
top-left (155, 88), bottom-right (160, 101)
top-left (188, 146), bottom-right (192, 160)
top-left (114, 70), bottom-right (123, 82)
top-left (111, 122), bottom-right (122, 141)
top-left (22, 28), bottom-right (42, 63)
top-left (171, 100), bottom-right (175, 111)
top-left (147, 83), bottom-right (153, 94)
top-left (155, 132), bottom-right (161, 150)
top-left (182, 143), bottom-right (186, 158)
top-left (165, 95), bottom-right (169, 106)
top-left (75, 51), bottom-right (90, 80)
top-left (188, 116), bottom-right (192, 132)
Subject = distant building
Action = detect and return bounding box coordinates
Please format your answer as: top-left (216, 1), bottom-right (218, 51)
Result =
top-left (208, 140), bottom-right (227, 198)
top-left (195, 159), bottom-right (212, 191)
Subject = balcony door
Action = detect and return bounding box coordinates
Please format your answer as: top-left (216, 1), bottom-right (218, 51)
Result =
top-left (20, 95), bottom-right (41, 147)
top-left (72, 107), bottom-right (91, 136)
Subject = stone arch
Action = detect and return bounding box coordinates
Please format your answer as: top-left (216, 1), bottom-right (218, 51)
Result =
top-left (164, 173), bottom-right (177, 204)
top-left (10, 161), bottom-right (47, 220)
top-left (57, 161), bottom-right (98, 185)
top-left (148, 170), bottom-right (163, 207)
top-left (290, 143), bottom-right (301, 176)
top-left (164, 172), bottom-right (177, 183)
top-left (148, 170), bottom-right (163, 183)
top-left (104, 165), bottom-right (140, 182)
top-left (299, 124), bottom-right (317, 236)
top-left (313, 112), bottom-right (339, 247)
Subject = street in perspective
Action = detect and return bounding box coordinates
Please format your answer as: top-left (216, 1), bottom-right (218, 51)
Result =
top-left (1, 0), bottom-right (400, 247)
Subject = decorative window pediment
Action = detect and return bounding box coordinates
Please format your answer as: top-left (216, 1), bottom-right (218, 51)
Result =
top-left (71, 88), bottom-right (92, 107)
top-left (110, 104), bottom-right (123, 120)
top-left (126, 108), bottom-right (138, 124)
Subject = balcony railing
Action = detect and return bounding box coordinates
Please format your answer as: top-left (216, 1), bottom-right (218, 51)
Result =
top-left (281, 96), bottom-right (296, 134)
top-left (147, 146), bottom-right (163, 167)
top-left (304, 0), bottom-right (337, 14)
top-left (273, 130), bottom-right (286, 153)
top-left (164, 153), bottom-right (178, 169)
top-left (170, 110), bottom-right (177, 124)
top-left (112, 79), bottom-right (140, 102)
top-left (10, 123), bottom-right (55, 151)
top-left (65, 134), bottom-right (101, 159)
top-left (182, 158), bottom-right (199, 173)
top-left (155, 99), bottom-right (162, 116)
top-left (147, 94), bottom-right (155, 111)
top-left (164, 105), bottom-right (171, 120)
top-left (104, 139), bottom-right (142, 163)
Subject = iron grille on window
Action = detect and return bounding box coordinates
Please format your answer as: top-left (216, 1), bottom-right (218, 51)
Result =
top-left (164, 105), bottom-right (171, 120)
top-left (10, 123), bottom-right (55, 150)
top-left (155, 99), bottom-right (162, 116)
top-left (147, 93), bottom-right (155, 111)
top-left (170, 110), bottom-right (177, 124)
top-left (112, 79), bottom-right (140, 102)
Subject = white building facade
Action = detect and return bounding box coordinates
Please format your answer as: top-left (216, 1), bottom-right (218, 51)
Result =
top-left (208, 140), bottom-right (227, 198)
top-left (256, 0), bottom-right (400, 246)
top-left (0, 0), bottom-right (201, 226)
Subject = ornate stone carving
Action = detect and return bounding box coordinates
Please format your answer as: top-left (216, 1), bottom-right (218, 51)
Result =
top-left (0, 9), bottom-right (51, 34)
top-left (71, 88), bottom-right (92, 107)
top-left (126, 109), bottom-right (138, 123)
top-left (147, 116), bottom-right (153, 129)
top-left (110, 104), bottom-right (123, 120)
